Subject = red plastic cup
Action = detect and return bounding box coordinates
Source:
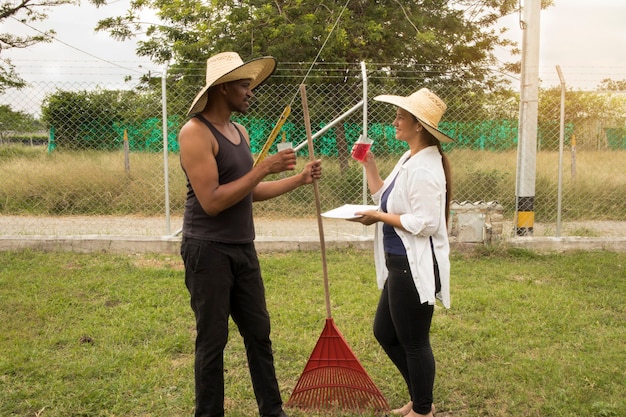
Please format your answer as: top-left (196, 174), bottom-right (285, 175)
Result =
top-left (351, 137), bottom-right (373, 161)
top-left (351, 142), bottom-right (371, 161)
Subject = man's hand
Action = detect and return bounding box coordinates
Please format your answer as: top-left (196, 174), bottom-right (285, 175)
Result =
top-left (258, 148), bottom-right (298, 174)
top-left (300, 158), bottom-right (323, 184)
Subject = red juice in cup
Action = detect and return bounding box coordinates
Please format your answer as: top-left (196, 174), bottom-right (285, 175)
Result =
top-left (351, 136), bottom-right (373, 161)
top-left (351, 142), bottom-right (371, 161)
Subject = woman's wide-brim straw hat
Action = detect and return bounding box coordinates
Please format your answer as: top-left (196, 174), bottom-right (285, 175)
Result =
top-left (374, 88), bottom-right (455, 143)
top-left (187, 52), bottom-right (277, 116)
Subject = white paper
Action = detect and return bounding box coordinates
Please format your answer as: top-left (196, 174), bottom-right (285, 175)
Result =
top-left (321, 204), bottom-right (379, 219)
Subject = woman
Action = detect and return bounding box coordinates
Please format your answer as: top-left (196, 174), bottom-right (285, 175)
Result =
top-left (352, 88), bottom-right (453, 417)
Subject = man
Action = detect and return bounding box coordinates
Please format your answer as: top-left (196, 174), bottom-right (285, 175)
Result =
top-left (178, 52), bottom-right (322, 417)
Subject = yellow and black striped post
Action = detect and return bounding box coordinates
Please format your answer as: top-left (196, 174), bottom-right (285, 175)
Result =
top-left (516, 196), bottom-right (534, 236)
top-left (515, 0), bottom-right (541, 237)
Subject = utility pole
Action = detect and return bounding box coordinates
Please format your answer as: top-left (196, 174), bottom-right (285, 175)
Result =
top-left (515, 0), bottom-right (541, 236)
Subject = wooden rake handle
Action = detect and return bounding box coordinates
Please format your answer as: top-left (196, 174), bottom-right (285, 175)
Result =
top-left (299, 84), bottom-right (332, 319)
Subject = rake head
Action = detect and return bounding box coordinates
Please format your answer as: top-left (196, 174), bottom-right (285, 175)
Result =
top-left (287, 318), bottom-right (389, 413)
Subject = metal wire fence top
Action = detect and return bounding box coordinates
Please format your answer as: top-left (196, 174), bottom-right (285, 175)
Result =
top-left (0, 64), bottom-right (624, 239)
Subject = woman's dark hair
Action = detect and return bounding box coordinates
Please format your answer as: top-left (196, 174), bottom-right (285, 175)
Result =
top-left (422, 129), bottom-right (453, 228)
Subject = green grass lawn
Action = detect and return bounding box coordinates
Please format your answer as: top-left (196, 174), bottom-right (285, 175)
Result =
top-left (0, 247), bottom-right (624, 417)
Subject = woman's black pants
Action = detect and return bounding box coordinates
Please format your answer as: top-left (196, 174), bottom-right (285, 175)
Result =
top-left (373, 254), bottom-right (435, 415)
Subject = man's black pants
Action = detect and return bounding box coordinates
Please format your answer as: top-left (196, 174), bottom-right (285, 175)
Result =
top-left (181, 238), bottom-right (283, 417)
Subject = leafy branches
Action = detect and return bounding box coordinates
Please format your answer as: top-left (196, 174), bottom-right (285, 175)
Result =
top-left (0, 0), bottom-right (77, 91)
top-left (91, 0), bottom-right (530, 92)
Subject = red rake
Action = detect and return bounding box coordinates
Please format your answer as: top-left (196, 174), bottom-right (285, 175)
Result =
top-left (287, 318), bottom-right (389, 412)
top-left (286, 85), bottom-right (389, 413)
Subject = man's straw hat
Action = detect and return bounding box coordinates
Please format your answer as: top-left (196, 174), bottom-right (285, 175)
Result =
top-left (374, 88), bottom-right (455, 143)
top-left (187, 52), bottom-right (277, 116)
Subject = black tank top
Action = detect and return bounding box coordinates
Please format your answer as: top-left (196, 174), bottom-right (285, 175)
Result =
top-left (182, 115), bottom-right (255, 243)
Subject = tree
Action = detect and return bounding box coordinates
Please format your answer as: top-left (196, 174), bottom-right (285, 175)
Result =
top-left (93, 0), bottom-right (552, 163)
top-left (93, 0), bottom-right (550, 91)
top-left (40, 88), bottom-right (172, 150)
top-left (0, 104), bottom-right (44, 144)
top-left (0, 0), bottom-right (77, 92)
top-left (538, 86), bottom-right (626, 150)
top-left (598, 78), bottom-right (626, 92)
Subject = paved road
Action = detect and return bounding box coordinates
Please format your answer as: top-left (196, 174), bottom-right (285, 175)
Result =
top-left (0, 215), bottom-right (373, 239)
top-left (2, 215), bottom-right (626, 238)
top-left (1, 215), bottom-right (625, 253)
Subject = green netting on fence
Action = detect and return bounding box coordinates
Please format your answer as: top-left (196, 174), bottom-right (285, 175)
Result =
top-left (440, 120), bottom-right (518, 150)
top-left (242, 119), bottom-right (521, 155)
top-left (606, 127), bottom-right (626, 149)
top-left (112, 117), bottom-right (181, 152)
top-left (51, 117), bottom-right (620, 153)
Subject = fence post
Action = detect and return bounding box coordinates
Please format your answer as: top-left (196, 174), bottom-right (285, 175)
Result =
top-left (124, 129), bottom-right (130, 175)
top-left (47, 126), bottom-right (56, 153)
top-left (161, 64), bottom-right (171, 236)
top-left (556, 65), bottom-right (566, 237)
top-left (361, 62), bottom-right (368, 237)
top-left (571, 134), bottom-right (577, 181)
top-left (515, 0), bottom-right (541, 236)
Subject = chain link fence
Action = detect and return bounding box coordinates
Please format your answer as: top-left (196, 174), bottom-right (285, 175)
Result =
top-left (1, 63), bottom-right (625, 239)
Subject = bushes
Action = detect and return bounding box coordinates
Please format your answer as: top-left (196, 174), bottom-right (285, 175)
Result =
top-left (41, 89), bottom-right (165, 151)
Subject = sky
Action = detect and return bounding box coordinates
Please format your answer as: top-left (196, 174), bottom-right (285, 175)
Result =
top-left (496, 0), bottom-right (626, 88)
top-left (3, 1), bottom-right (159, 85)
top-left (2, 0), bottom-right (626, 114)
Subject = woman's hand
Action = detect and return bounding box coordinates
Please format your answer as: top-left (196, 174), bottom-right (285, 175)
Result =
top-left (352, 148), bottom-right (376, 168)
top-left (348, 209), bottom-right (379, 226)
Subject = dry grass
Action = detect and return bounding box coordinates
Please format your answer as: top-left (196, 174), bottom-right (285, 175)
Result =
top-left (0, 145), bottom-right (624, 221)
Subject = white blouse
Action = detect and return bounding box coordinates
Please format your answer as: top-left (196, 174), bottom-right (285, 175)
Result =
top-left (371, 146), bottom-right (451, 308)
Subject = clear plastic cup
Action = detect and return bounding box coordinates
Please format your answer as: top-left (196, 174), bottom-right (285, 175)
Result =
top-left (277, 141), bottom-right (293, 151)
top-left (351, 136), bottom-right (373, 161)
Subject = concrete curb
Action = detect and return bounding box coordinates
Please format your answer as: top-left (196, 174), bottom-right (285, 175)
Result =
top-left (0, 235), bottom-right (375, 254)
top-left (1, 235), bottom-right (624, 254)
top-left (506, 236), bottom-right (626, 252)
